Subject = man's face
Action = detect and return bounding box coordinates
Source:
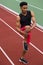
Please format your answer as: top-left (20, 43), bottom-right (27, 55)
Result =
top-left (20, 5), bottom-right (28, 14)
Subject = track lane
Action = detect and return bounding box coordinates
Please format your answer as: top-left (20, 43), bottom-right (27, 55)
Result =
top-left (0, 20), bottom-right (43, 65)
top-left (0, 7), bottom-right (43, 51)
top-left (0, 51), bottom-right (11, 65)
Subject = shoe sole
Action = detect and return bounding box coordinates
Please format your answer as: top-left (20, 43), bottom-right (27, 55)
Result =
top-left (19, 59), bottom-right (28, 64)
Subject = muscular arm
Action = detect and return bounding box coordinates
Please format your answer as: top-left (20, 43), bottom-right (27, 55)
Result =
top-left (31, 11), bottom-right (36, 29)
top-left (16, 16), bottom-right (25, 35)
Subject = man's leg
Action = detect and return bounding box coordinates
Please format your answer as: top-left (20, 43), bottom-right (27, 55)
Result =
top-left (21, 42), bottom-right (28, 58)
top-left (19, 27), bottom-right (30, 64)
top-left (19, 37), bottom-right (29, 64)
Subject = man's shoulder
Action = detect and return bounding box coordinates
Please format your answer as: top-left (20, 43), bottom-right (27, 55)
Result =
top-left (16, 15), bottom-right (20, 21)
top-left (19, 13), bottom-right (22, 16)
top-left (27, 10), bottom-right (31, 13)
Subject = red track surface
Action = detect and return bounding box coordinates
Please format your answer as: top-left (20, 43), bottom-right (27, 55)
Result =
top-left (0, 6), bottom-right (43, 65)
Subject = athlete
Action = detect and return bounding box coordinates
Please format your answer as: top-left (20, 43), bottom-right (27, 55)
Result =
top-left (16, 2), bottom-right (36, 64)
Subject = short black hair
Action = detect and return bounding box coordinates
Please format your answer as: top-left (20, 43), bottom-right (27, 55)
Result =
top-left (20, 2), bottom-right (28, 7)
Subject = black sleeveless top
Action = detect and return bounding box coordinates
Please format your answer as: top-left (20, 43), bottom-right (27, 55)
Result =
top-left (19, 11), bottom-right (32, 28)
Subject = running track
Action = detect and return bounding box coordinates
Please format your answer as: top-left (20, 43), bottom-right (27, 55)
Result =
top-left (0, 5), bottom-right (43, 65)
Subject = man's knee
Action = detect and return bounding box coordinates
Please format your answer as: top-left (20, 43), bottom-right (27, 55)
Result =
top-left (23, 42), bottom-right (28, 51)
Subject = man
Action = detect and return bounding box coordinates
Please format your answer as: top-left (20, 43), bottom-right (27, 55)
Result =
top-left (16, 2), bottom-right (36, 64)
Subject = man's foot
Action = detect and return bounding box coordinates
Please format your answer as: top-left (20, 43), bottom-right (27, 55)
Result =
top-left (19, 58), bottom-right (28, 64)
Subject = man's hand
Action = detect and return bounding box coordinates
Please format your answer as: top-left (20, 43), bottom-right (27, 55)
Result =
top-left (25, 26), bottom-right (31, 33)
top-left (24, 32), bottom-right (28, 37)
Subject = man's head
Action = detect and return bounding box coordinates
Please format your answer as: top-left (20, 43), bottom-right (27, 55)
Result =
top-left (20, 2), bottom-right (28, 14)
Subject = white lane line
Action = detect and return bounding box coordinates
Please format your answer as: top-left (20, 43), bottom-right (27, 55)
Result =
top-left (0, 4), bottom-right (43, 31)
top-left (0, 18), bottom-right (43, 55)
top-left (0, 46), bottom-right (14, 65)
top-left (0, 47), bottom-right (1, 49)
top-left (16, 0), bottom-right (43, 11)
top-left (30, 43), bottom-right (43, 55)
top-left (35, 27), bottom-right (43, 32)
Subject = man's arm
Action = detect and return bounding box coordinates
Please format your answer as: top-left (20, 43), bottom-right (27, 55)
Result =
top-left (31, 11), bottom-right (36, 29)
top-left (16, 16), bottom-right (25, 35)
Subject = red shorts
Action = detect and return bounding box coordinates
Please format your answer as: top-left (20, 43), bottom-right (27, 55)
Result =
top-left (21, 26), bottom-right (31, 44)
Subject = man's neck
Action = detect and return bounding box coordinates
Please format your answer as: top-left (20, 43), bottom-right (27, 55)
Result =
top-left (22, 12), bottom-right (27, 16)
